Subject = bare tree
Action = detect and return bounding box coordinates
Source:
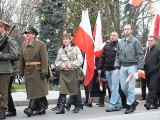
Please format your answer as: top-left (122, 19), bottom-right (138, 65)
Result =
top-left (0, 0), bottom-right (38, 44)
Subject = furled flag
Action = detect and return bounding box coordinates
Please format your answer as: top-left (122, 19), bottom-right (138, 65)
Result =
top-left (138, 70), bottom-right (146, 79)
top-left (129, 0), bottom-right (143, 7)
top-left (93, 11), bottom-right (106, 57)
top-left (93, 11), bottom-right (105, 90)
top-left (99, 81), bottom-right (103, 91)
top-left (126, 70), bottom-right (146, 82)
top-left (73, 9), bottom-right (94, 86)
top-left (23, 34), bottom-right (27, 43)
top-left (23, 24), bottom-right (29, 43)
top-left (126, 73), bottom-right (138, 83)
top-left (149, 13), bottom-right (160, 37)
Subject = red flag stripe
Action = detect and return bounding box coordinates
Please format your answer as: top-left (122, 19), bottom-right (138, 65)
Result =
top-left (73, 10), bottom-right (94, 86)
top-left (129, 0), bottom-right (143, 7)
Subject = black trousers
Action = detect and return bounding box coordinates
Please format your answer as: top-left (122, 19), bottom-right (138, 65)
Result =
top-left (8, 76), bottom-right (16, 112)
top-left (141, 78), bottom-right (147, 99)
top-left (119, 85), bottom-right (126, 108)
top-left (146, 73), bottom-right (159, 106)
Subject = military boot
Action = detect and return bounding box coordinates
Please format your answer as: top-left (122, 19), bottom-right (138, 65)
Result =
top-left (56, 94), bottom-right (66, 114)
top-left (24, 99), bottom-right (36, 117)
top-left (33, 98), bottom-right (45, 115)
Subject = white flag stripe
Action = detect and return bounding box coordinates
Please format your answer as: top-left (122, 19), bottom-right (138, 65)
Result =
top-left (94, 11), bottom-right (105, 53)
top-left (79, 9), bottom-right (93, 40)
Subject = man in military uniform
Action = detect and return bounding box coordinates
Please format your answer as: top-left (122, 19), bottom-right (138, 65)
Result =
top-left (19, 26), bottom-right (48, 117)
top-left (0, 20), bottom-right (20, 119)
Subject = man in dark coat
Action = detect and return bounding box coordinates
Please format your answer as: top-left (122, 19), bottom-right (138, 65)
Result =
top-left (144, 36), bottom-right (160, 110)
top-left (98, 31), bottom-right (122, 112)
top-left (0, 20), bottom-right (20, 119)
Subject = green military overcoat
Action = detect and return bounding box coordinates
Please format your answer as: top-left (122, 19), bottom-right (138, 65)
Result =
top-left (19, 39), bottom-right (48, 99)
top-left (0, 37), bottom-right (20, 73)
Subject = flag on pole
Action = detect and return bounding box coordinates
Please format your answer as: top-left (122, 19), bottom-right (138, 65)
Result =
top-left (129, 0), bottom-right (143, 7)
top-left (73, 9), bottom-right (94, 86)
top-left (149, 13), bottom-right (160, 37)
top-left (93, 11), bottom-right (105, 57)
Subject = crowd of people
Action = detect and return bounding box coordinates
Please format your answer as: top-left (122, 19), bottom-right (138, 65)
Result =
top-left (0, 19), bottom-right (160, 119)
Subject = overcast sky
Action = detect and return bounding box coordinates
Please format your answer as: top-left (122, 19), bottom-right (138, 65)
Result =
top-left (153, 0), bottom-right (160, 13)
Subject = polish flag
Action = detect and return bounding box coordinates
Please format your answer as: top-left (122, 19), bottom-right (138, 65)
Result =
top-left (126, 75), bottom-right (134, 83)
top-left (129, 0), bottom-right (143, 7)
top-left (23, 35), bottom-right (28, 43)
top-left (138, 70), bottom-right (146, 79)
top-left (99, 81), bottom-right (103, 91)
top-left (126, 72), bottom-right (138, 82)
top-left (73, 9), bottom-right (94, 86)
top-left (149, 13), bottom-right (160, 37)
top-left (93, 11), bottom-right (105, 57)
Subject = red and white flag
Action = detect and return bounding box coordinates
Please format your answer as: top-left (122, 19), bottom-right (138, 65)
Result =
top-left (93, 11), bottom-right (105, 57)
top-left (129, 0), bottom-right (143, 7)
top-left (126, 75), bottom-right (134, 83)
top-left (99, 81), bottom-right (103, 91)
top-left (149, 13), bottom-right (160, 37)
top-left (23, 35), bottom-right (27, 43)
top-left (126, 72), bottom-right (138, 82)
top-left (138, 70), bottom-right (146, 79)
top-left (73, 9), bottom-right (94, 86)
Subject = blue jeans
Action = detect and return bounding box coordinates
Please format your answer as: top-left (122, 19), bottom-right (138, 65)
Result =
top-left (106, 70), bottom-right (122, 108)
top-left (119, 65), bottom-right (137, 105)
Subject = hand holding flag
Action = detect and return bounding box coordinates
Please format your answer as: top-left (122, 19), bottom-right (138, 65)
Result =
top-left (126, 70), bottom-right (146, 83)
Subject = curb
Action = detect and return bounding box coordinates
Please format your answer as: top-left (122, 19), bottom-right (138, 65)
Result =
top-left (14, 94), bottom-right (142, 107)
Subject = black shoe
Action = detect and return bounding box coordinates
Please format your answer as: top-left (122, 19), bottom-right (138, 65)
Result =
top-left (5, 111), bottom-right (16, 117)
top-left (96, 103), bottom-right (100, 105)
top-left (106, 108), bottom-right (115, 112)
top-left (56, 110), bottom-right (65, 114)
top-left (124, 105), bottom-right (132, 114)
top-left (0, 112), bottom-right (6, 119)
top-left (140, 98), bottom-right (146, 101)
top-left (144, 103), bottom-right (150, 110)
top-left (85, 103), bottom-right (92, 107)
top-left (43, 105), bottom-right (48, 110)
top-left (83, 102), bottom-right (89, 106)
top-left (51, 106), bottom-right (59, 111)
top-left (131, 100), bottom-right (139, 112)
top-left (72, 108), bottom-right (79, 113)
top-left (99, 103), bottom-right (104, 107)
top-left (65, 105), bottom-right (71, 111)
top-left (24, 108), bottom-right (33, 117)
top-left (33, 108), bottom-right (45, 115)
top-left (150, 105), bottom-right (158, 109)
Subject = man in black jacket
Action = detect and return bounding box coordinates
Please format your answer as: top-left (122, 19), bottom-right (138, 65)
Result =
top-left (98, 31), bottom-right (122, 112)
top-left (144, 36), bottom-right (160, 110)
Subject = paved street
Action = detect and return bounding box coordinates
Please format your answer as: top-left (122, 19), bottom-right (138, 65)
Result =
top-left (6, 101), bottom-right (160, 120)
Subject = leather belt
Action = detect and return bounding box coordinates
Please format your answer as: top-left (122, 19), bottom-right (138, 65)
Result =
top-left (25, 62), bottom-right (41, 66)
